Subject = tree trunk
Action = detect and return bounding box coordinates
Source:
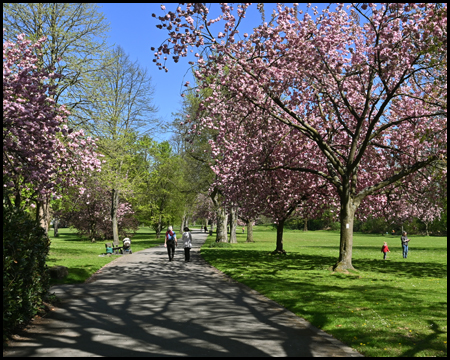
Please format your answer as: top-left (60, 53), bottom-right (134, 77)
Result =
top-left (425, 222), bottom-right (429, 236)
top-left (303, 217), bottom-right (308, 231)
top-left (36, 197), bottom-right (50, 235)
top-left (53, 217), bottom-right (59, 237)
top-left (111, 188), bottom-right (120, 246)
top-left (180, 210), bottom-right (186, 233)
top-left (272, 219), bottom-right (287, 254)
top-left (156, 214), bottom-right (162, 239)
top-left (246, 220), bottom-right (254, 242)
top-left (333, 193), bottom-right (358, 272)
top-left (229, 207), bottom-right (237, 243)
top-left (215, 206), bottom-right (228, 242)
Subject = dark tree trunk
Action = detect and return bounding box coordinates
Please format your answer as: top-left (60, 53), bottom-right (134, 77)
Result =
top-left (272, 219), bottom-right (287, 254)
top-left (303, 217), bottom-right (308, 231)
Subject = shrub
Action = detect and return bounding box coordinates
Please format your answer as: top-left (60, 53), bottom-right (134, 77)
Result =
top-left (3, 200), bottom-right (50, 340)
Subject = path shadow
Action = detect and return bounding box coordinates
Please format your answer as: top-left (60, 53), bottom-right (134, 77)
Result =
top-left (4, 234), bottom-right (359, 357)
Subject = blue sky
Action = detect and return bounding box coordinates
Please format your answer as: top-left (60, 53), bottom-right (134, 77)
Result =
top-left (98, 3), bottom-right (329, 141)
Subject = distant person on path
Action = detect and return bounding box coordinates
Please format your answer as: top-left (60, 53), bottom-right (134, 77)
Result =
top-left (182, 226), bottom-right (193, 262)
top-left (164, 226), bottom-right (177, 261)
top-left (204, 225), bottom-right (207, 233)
top-left (242, 227), bottom-right (245, 233)
top-left (381, 241), bottom-right (390, 260)
top-left (391, 229), bottom-right (395, 236)
top-left (400, 231), bottom-right (410, 258)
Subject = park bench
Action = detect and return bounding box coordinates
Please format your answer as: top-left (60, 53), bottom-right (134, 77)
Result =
top-left (105, 242), bottom-right (123, 255)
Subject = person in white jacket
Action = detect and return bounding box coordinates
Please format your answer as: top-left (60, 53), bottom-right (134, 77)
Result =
top-left (182, 227), bottom-right (193, 262)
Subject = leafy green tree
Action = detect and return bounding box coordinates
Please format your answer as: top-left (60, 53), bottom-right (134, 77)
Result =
top-left (76, 46), bottom-right (158, 245)
top-left (3, 3), bottom-right (111, 113)
top-left (171, 90), bottom-right (222, 239)
top-left (132, 140), bottom-right (184, 237)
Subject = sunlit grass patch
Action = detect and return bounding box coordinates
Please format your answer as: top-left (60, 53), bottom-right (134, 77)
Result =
top-left (201, 228), bottom-right (447, 357)
top-left (47, 227), bottom-right (161, 285)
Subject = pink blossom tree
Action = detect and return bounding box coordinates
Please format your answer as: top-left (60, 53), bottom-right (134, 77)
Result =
top-left (152, 3), bottom-right (447, 271)
top-left (56, 178), bottom-right (139, 240)
top-left (367, 166), bottom-right (447, 235)
top-left (3, 32), bottom-right (102, 230)
top-left (210, 109), bottom-right (334, 252)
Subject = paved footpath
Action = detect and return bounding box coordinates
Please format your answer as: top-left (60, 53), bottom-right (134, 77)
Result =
top-left (4, 230), bottom-right (362, 357)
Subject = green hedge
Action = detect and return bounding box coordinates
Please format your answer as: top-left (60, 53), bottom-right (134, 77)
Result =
top-left (3, 203), bottom-right (50, 341)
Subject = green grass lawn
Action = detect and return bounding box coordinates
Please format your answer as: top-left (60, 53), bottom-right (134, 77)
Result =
top-left (46, 227), bottom-right (162, 285)
top-left (200, 226), bottom-right (447, 357)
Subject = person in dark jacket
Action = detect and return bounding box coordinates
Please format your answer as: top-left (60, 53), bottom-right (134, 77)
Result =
top-left (400, 231), bottom-right (410, 258)
top-left (164, 226), bottom-right (177, 261)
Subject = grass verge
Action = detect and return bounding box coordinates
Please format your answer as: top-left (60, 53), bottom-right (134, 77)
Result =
top-left (200, 227), bottom-right (447, 357)
top-left (46, 227), bottom-right (161, 285)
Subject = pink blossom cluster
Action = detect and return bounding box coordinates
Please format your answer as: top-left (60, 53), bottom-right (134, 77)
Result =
top-left (153, 3), bottom-right (446, 226)
top-left (3, 32), bottom-right (102, 205)
top-left (56, 180), bottom-right (138, 240)
top-left (191, 193), bottom-right (217, 223)
top-left (207, 110), bottom-right (337, 223)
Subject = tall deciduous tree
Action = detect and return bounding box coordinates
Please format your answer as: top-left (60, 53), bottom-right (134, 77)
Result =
top-left (3, 3), bottom-right (111, 114)
top-left (152, 3), bottom-right (447, 271)
top-left (79, 46), bottom-right (158, 245)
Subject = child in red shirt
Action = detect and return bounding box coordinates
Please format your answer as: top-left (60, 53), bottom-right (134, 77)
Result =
top-left (381, 242), bottom-right (390, 260)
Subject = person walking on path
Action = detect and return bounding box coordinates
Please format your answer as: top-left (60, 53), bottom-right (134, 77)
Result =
top-left (182, 226), bottom-right (193, 262)
top-left (164, 226), bottom-right (177, 261)
top-left (381, 241), bottom-right (390, 260)
top-left (401, 231), bottom-right (410, 258)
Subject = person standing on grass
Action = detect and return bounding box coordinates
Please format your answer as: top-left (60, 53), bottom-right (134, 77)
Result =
top-left (381, 241), bottom-right (390, 260)
top-left (401, 231), bottom-right (410, 258)
top-left (164, 225), bottom-right (177, 261)
top-left (182, 226), bottom-right (193, 262)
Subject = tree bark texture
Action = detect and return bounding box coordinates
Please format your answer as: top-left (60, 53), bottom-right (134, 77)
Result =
top-left (303, 217), bottom-right (308, 232)
top-left (180, 210), bottom-right (186, 233)
top-left (37, 197), bottom-right (50, 235)
top-left (156, 214), bottom-right (162, 239)
top-left (215, 206), bottom-right (228, 242)
top-left (111, 188), bottom-right (120, 246)
top-left (229, 207), bottom-right (237, 243)
top-left (246, 220), bottom-right (254, 242)
top-left (333, 192), bottom-right (359, 272)
top-left (273, 219), bottom-right (286, 254)
top-left (53, 217), bottom-right (59, 237)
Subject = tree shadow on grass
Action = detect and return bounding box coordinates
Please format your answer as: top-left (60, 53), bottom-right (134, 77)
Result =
top-left (352, 258), bottom-right (447, 278)
top-left (201, 248), bottom-right (447, 357)
top-left (204, 249), bottom-right (447, 279)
